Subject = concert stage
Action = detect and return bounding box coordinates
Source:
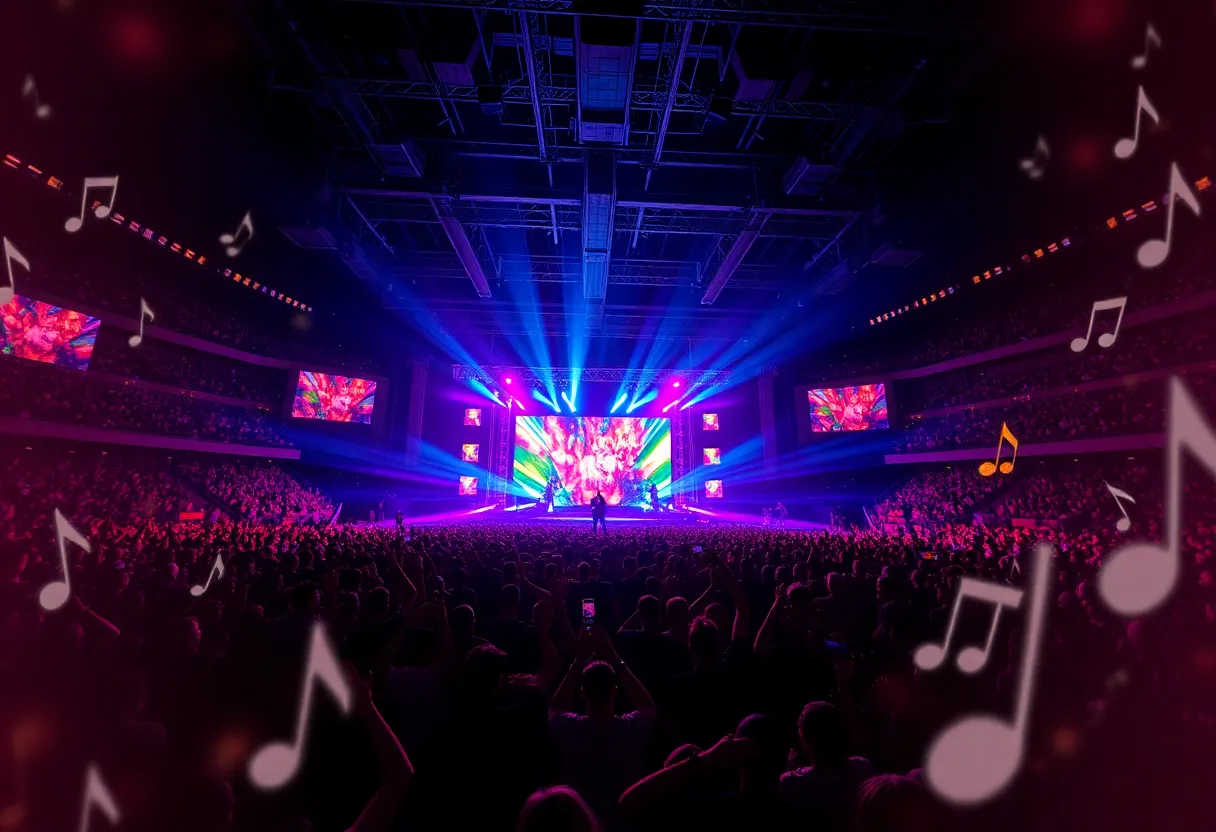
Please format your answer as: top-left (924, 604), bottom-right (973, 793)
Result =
top-left (357, 506), bottom-right (828, 531)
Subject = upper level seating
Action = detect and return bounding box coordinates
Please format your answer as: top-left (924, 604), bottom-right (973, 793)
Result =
top-left (0, 357), bottom-right (292, 447)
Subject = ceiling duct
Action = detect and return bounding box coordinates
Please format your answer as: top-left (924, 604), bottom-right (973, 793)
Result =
top-left (575, 15), bottom-right (638, 145)
top-left (582, 152), bottom-right (615, 301)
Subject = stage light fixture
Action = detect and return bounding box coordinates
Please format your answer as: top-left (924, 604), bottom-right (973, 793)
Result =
top-left (672, 380), bottom-right (681, 388)
top-left (505, 377), bottom-right (513, 385)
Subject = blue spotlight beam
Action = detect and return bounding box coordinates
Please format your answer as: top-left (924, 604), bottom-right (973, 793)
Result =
top-left (611, 392), bottom-right (628, 413)
top-left (561, 391), bottom-right (576, 412)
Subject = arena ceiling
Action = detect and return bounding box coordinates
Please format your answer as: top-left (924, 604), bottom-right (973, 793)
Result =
top-left (260, 0), bottom-right (966, 344)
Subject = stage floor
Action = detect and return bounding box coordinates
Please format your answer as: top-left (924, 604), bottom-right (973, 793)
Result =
top-left (354, 506), bottom-right (828, 531)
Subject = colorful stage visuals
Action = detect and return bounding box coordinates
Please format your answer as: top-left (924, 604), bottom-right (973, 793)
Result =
top-left (703, 413), bottom-right (719, 430)
top-left (705, 480), bottom-right (724, 498)
top-left (464, 408), bottom-right (482, 426)
top-left (703, 448), bottom-right (721, 465)
top-left (461, 444), bottom-right (479, 463)
top-left (0, 294), bottom-right (100, 370)
top-left (808, 383), bottom-right (889, 432)
top-left (291, 371), bottom-right (377, 423)
top-left (458, 476), bottom-right (478, 496)
top-left (514, 416), bottom-right (671, 507)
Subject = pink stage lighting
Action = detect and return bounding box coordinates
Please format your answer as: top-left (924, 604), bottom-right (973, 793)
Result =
top-left (505, 377), bottom-right (513, 384)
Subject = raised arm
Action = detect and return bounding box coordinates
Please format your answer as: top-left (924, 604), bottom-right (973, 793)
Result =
top-left (549, 630), bottom-right (596, 719)
top-left (598, 631), bottom-right (655, 716)
top-left (753, 584), bottom-right (786, 655)
top-left (618, 734), bottom-right (756, 817)
top-left (345, 669), bottom-right (414, 832)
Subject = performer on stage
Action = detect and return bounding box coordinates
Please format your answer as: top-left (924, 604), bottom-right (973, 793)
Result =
top-left (590, 490), bottom-right (608, 535)
top-left (649, 482), bottom-right (665, 513)
top-left (775, 501), bottom-right (788, 530)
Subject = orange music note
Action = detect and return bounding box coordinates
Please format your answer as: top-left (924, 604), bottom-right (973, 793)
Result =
top-left (39, 508), bottom-right (90, 612)
top-left (1130, 22), bottom-right (1161, 70)
top-left (978, 422), bottom-right (1018, 476)
top-left (1, 236), bottom-right (30, 306)
top-left (1137, 163), bottom-right (1200, 269)
top-left (64, 176), bottom-right (119, 233)
top-left (1098, 377), bottom-right (1216, 617)
top-left (76, 763), bottom-right (120, 832)
top-left (1113, 86), bottom-right (1160, 160)
top-left (219, 211), bottom-right (254, 257)
top-left (1070, 296), bottom-right (1127, 352)
top-left (190, 555), bottom-right (225, 597)
top-left (128, 298), bottom-right (154, 347)
top-left (916, 542), bottom-right (1052, 806)
top-left (248, 622), bottom-right (352, 790)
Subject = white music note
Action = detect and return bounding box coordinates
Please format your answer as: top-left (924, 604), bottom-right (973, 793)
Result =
top-left (1137, 163), bottom-right (1200, 269)
top-left (1104, 482), bottom-right (1136, 533)
top-left (64, 177), bottom-right (119, 233)
top-left (1113, 86), bottom-right (1160, 160)
top-left (128, 298), bottom-right (154, 348)
top-left (1018, 135), bottom-right (1050, 180)
top-left (76, 763), bottom-right (120, 832)
top-left (1130, 22), bottom-right (1161, 70)
top-left (219, 211), bottom-right (254, 257)
top-left (247, 622), bottom-right (352, 790)
top-left (1, 237), bottom-right (30, 306)
top-left (918, 542), bottom-right (1052, 806)
top-left (22, 74), bottom-right (52, 119)
top-left (190, 555), bottom-right (225, 597)
top-left (1099, 377), bottom-right (1216, 616)
top-left (914, 578), bottom-right (1025, 675)
top-left (1071, 296), bottom-right (1127, 352)
top-left (39, 508), bottom-right (90, 612)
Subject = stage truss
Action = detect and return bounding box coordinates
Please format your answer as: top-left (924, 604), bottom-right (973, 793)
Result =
top-left (452, 364), bottom-right (732, 390)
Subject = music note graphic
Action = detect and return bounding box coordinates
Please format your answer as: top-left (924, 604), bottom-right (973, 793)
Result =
top-left (1070, 296), bottom-right (1128, 352)
top-left (190, 555), bottom-right (225, 597)
top-left (248, 622), bottom-right (352, 790)
top-left (1104, 482), bottom-right (1136, 533)
top-left (918, 542), bottom-right (1053, 806)
top-left (39, 508), bottom-right (90, 612)
top-left (1137, 163), bottom-right (1200, 269)
top-left (1018, 135), bottom-right (1050, 180)
top-left (64, 177), bottom-right (119, 233)
top-left (1113, 86), bottom-right (1160, 160)
top-left (978, 422), bottom-right (1018, 477)
top-left (128, 298), bottom-right (154, 348)
top-left (1, 237), bottom-right (30, 306)
top-left (219, 211), bottom-right (254, 257)
top-left (1098, 377), bottom-right (1216, 617)
top-left (21, 74), bottom-right (52, 119)
top-left (914, 578), bottom-right (1025, 675)
top-left (1130, 22), bottom-right (1161, 70)
top-left (76, 763), bottom-right (120, 832)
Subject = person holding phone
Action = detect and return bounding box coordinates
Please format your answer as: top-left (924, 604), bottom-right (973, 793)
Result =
top-left (549, 628), bottom-right (656, 824)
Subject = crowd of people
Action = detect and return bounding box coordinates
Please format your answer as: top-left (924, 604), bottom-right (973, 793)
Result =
top-left (895, 373), bottom-right (1216, 453)
top-left (874, 467), bottom-right (1011, 525)
top-left (89, 329), bottom-right (287, 405)
top-left (3, 443), bottom-right (1214, 830)
top-left (29, 257), bottom-right (383, 376)
top-left (175, 458), bottom-right (335, 524)
top-left (916, 317), bottom-right (1216, 410)
top-left (0, 359), bottom-right (292, 447)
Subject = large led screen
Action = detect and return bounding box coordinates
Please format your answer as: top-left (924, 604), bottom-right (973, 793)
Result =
top-left (291, 371), bottom-right (377, 423)
top-left (514, 416), bottom-right (671, 507)
top-left (808, 384), bottom-right (889, 432)
top-left (1, 294), bottom-right (100, 370)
